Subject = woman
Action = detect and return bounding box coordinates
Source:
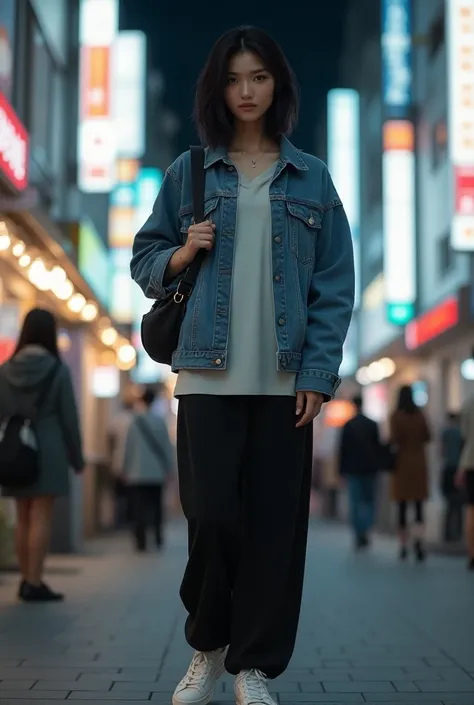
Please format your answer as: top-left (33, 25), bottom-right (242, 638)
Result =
top-left (0, 308), bottom-right (84, 602)
top-left (390, 385), bottom-right (431, 562)
top-left (131, 26), bottom-right (354, 705)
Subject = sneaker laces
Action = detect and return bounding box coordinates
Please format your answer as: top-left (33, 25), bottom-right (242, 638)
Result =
top-left (182, 652), bottom-right (212, 688)
top-left (239, 669), bottom-right (271, 703)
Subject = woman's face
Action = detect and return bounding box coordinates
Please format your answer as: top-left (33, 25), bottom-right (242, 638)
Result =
top-left (225, 50), bottom-right (275, 126)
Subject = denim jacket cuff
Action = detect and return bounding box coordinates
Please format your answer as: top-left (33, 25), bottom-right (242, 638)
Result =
top-left (295, 369), bottom-right (341, 401)
top-left (150, 246), bottom-right (182, 299)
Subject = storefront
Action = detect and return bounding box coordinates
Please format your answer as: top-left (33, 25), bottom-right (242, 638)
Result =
top-left (0, 90), bottom-right (137, 555)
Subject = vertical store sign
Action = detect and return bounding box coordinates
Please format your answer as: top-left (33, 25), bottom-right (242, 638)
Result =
top-left (382, 120), bottom-right (416, 324)
top-left (447, 0), bottom-right (474, 251)
top-left (327, 89), bottom-right (360, 308)
top-left (327, 89), bottom-right (360, 378)
top-left (0, 91), bottom-right (29, 191)
top-left (77, 0), bottom-right (118, 192)
top-left (381, 0), bottom-right (416, 325)
top-left (108, 158), bottom-right (139, 323)
top-left (132, 168), bottom-right (166, 383)
top-left (112, 31), bottom-right (146, 158)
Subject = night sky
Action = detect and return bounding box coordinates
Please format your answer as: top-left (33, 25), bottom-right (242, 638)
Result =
top-left (121, 0), bottom-right (348, 157)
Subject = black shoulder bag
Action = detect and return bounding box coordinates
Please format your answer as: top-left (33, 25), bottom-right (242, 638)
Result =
top-left (0, 361), bottom-right (61, 488)
top-left (141, 146), bottom-right (206, 365)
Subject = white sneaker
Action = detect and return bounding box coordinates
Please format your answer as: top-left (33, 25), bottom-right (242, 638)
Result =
top-left (172, 648), bottom-right (227, 705)
top-left (235, 669), bottom-right (277, 705)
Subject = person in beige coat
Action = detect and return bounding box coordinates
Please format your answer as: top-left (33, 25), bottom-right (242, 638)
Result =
top-left (390, 385), bottom-right (431, 562)
top-left (456, 393), bottom-right (474, 570)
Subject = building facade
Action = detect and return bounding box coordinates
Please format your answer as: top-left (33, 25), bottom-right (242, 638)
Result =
top-left (0, 0), bottom-right (136, 558)
top-left (336, 0), bottom-right (474, 541)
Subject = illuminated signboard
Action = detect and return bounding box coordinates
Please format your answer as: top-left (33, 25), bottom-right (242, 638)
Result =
top-left (381, 0), bottom-right (412, 116)
top-left (0, 91), bottom-right (29, 191)
top-left (405, 295), bottom-right (459, 350)
top-left (77, 0), bottom-right (118, 192)
top-left (382, 120), bottom-right (416, 325)
top-left (447, 0), bottom-right (474, 251)
top-left (78, 219), bottom-right (110, 306)
top-left (328, 89), bottom-right (360, 309)
top-left (112, 31), bottom-right (146, 159)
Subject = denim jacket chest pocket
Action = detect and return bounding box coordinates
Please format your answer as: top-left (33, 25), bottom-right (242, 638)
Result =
top-left (179, 196), bottom-right (220, 240)
top-left (286, 202), bottom-right (322, 266)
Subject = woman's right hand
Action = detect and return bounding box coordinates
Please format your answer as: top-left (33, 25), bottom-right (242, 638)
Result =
top-left (183, 220), bottom-right (216, 260)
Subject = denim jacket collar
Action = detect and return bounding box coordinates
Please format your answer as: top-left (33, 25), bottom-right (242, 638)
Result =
top-left (204, 135), bottom-right (309, 172)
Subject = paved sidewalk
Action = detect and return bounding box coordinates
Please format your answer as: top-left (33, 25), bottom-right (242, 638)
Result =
top-left (0, 521), bottom-right (473, 705)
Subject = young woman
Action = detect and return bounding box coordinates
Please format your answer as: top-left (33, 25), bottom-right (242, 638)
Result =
top-left (131, 26), bottom-right (354, 705)
top-left (0, 308), bottom-right (84, 602)
top-left (390, 385), bottom-right (431, 562)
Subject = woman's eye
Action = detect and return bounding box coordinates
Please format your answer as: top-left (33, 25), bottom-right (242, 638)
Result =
top-left (254, 74), bottom-right (267, 82)
top-left (227, 77), bottom-right (237, 84)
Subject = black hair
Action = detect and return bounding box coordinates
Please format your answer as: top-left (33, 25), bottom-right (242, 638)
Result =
top-left (14, 307), bottom-right (60, 358)
top-left (141, 387), bottom-right (156, 408)
top-left (194, 26), bottom-right (299, 148)
top-left (397, 385), bottom-right (418, 414)
top-left (352, 395), bottom-right (363, 410)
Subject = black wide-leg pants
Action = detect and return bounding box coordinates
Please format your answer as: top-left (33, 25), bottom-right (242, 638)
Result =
top-left (177, 395), bottom-right (312, 679)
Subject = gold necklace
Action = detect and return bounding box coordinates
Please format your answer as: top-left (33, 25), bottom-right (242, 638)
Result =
top-left (238, 150), bottom-right (266, 169)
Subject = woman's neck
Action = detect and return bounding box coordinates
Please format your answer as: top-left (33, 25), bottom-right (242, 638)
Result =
top-left (229, 121), bottom-right (277, 154)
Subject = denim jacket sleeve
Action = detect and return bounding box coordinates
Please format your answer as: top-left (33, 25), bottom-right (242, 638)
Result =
top-left (296, 173), bottom-right (355, 399)
top-left (130, 166), bottom-right (183, 300)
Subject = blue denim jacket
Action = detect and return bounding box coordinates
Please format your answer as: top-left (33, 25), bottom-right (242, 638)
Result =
top-left (131, 137), bottom-right (354, 399)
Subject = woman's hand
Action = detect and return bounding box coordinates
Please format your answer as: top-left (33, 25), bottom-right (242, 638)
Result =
top-left (296, 391), bottom-right (324, 427)
top-left (183, 220), bottom-right (216, 260)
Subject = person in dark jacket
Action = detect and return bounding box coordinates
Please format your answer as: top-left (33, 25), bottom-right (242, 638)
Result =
top-left (440, 412), bottom-right (464, 542)
top-left (0, 308), bottom-right (84, 602)
top-left (339, 395), bottom-right (382, 549)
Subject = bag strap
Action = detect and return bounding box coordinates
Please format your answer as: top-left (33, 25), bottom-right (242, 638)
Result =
top-left (175, 145), bottom-right (206, 300)
top-left (135, 416), bottom-right (168, 468)
top-left (35, 360), bottom-right (61, 414)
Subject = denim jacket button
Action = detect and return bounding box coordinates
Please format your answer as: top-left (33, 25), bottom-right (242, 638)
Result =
top-left (274, 275), bottom-right (281, 282)
top-left (278, 317), bottom-right (286, 326)
top-left (227, 166), bottom-right (234, 172)
top-left (214, 358), bottom-right (222, 366)
top-left (308, 216), bottom-right (315, 225)
top-left (274, 236), bottom-right (282, 244)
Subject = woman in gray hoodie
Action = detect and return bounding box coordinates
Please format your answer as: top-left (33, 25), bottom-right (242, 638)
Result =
top-left (0, 308), bottom-right (84, 602)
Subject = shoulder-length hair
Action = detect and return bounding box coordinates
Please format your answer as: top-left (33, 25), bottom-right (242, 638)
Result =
top-left (14, 307), bottom-right (60, 359)
top-left (194, 26), bottom-right (299, 148)
top-left (396, 385), bottom-right (418, 414)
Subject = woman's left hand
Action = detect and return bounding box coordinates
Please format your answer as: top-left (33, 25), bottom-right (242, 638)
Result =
top-left (296, 391), bottom-right (325, 427)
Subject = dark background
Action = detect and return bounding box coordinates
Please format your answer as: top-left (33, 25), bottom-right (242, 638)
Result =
top-left (121, 0), bottom-right (348, 156)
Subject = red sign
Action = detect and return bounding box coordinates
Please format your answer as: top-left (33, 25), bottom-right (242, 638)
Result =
top-left (405, 296), bottom-right (459, 350)
top-left (0, 91), bottom-right (29, 191)
top-left (455, 166), bottom-right (474, 215)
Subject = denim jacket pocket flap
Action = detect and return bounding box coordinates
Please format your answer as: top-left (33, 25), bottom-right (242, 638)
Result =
top-left (179, 197), bottom-right (220, 233)
top-left (286, 202), bottom-right (322, 229)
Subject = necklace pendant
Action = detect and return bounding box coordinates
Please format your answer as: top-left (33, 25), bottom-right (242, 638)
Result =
top-left (251, 160), bottom-right (256, 168)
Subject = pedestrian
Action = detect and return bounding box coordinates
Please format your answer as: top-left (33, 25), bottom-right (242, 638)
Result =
top-left (339, 395), bottom-right (382, 550)
top-left (455, 393), bottom-right (474, 570)
top-left (123, 387), bottom-right (175, 552)
top-left (390, 385), bottom-right (431, 562)
top-left (0, 308), bottom-right (84, 601)
top-left (107, 389), bottom-right (135, 528)
top-left (440, 412), bottom-right (464, 543)
top-left (131, 26), bottom-right (354, 705)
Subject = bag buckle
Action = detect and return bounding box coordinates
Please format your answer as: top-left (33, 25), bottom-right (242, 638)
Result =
top-left (174, 292), bottom-right (185, 304)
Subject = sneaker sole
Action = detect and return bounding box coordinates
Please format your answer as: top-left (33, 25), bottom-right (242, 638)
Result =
top-left (172, 665), bottom-right (225, 705)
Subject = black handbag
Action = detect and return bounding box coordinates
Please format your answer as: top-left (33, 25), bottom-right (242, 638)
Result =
top-left (141, 146), bottom-right (206, 365)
